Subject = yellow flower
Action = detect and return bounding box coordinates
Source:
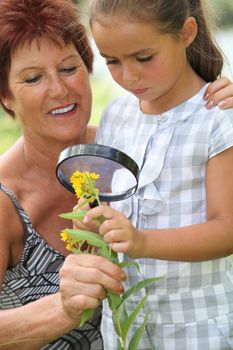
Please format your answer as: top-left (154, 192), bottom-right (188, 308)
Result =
top-left (61, 230), bottom-right (69, 242)
top-left (61, 230), bottom-right (74, 251)
top-left (65, 242), bottom-right (73, 251)
top-left (70, 171), bottom-right (99, 199)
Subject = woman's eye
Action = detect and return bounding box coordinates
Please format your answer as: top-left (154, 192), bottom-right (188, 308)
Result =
top-left (137, 55), bottom-right (153, 63)
top-left (105, 59), bottom-right (119, 65)
top-left (24, 75), bottom-right (42, 84)
top-left (60, 66), bottom-right (77, 74)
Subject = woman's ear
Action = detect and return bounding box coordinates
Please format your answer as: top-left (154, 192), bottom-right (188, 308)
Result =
top-left (182, 16), bottom-right (198, 48)
top-left (1, 96), bottom-right (12, 111)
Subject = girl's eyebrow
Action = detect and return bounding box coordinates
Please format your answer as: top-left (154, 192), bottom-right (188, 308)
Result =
top-left (100, 48), bottom-right (153, 59)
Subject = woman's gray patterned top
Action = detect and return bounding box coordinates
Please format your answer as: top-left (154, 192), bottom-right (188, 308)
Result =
top-left (0, 183), bottom-right (103, 350)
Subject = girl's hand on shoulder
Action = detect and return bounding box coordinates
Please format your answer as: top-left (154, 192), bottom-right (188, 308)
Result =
top-left (204, 77), bottom-right (233, 109)
top-left (83, 205), bottom-right (143, 258)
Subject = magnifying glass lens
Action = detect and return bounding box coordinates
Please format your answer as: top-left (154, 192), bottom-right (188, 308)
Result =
top-left (56, 144), bottom-right (139, 202)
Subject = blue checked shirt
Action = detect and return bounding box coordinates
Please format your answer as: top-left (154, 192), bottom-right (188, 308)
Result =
top-left (96, 84), bottom-right (233, 350)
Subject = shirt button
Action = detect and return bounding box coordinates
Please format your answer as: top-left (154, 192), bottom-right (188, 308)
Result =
top-left (158, 114), bottom-right (167, 122)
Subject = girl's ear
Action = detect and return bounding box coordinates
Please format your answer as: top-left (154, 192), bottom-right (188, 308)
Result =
top-left (182, 16), bottom-right (197, 48)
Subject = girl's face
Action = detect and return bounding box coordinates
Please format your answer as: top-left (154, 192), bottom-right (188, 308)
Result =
top-left (4, 39), bottom-right (92, 146)
top-left (92, 16), bottom-right (201, 114)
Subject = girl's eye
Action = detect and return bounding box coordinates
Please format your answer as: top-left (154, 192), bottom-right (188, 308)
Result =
top-left (137, 55), bottom-right (153, 63)
top-left (24, 75), bottom-right (42, 84)
top-left (60, 66), bottom-right (77, 74)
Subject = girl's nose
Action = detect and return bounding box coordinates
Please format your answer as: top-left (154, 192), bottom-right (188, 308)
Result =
top-left (122, 64), bottom-right (139, 83)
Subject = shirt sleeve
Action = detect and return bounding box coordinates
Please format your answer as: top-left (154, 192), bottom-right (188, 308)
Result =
top-left (209, 108), bottom-right (233, 159)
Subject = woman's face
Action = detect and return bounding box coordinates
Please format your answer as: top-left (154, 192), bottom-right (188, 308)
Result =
top-left (4, 39), bottom-right (92, 146)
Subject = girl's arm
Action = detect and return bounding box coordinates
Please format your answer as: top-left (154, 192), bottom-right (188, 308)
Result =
top-left (84, 147), bottom-right (233, 262)
top-left (205, 77), bottom-right (233, 109)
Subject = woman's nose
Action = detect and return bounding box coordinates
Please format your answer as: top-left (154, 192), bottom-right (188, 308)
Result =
top-left (48, 76), bottom-right (69, 99)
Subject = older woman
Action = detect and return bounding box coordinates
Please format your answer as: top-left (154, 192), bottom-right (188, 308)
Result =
top-left (0, 0), bottom-right (124, 349)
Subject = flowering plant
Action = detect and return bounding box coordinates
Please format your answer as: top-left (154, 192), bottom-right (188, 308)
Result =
top-left (60, 171), bottom-right (162, 350)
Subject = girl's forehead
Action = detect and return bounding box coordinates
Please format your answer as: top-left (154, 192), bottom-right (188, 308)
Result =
top-left (92, 19), bottom-right (163, 50)
top-left (92, 18), bottom-right (159, 39)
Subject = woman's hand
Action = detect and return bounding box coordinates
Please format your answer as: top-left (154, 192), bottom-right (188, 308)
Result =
top-left (59, 254), bottom-right (126, 323)
top-left (204, 77), bottom-right (233, 109)
top-left (83, 205), bottom-right (143, 258)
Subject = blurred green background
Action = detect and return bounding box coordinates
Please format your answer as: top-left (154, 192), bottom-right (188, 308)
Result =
top-left (0, 0), bottom-right (233, 154)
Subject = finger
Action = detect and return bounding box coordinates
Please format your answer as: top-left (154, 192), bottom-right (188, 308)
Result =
top-left (210, 84), bottom-right (233, 104)
top-left (99, 217), bottom-right (126, 236)
top-left (60, 277), bottom-right (107, 300)
top-left (83, 205), bottom-right (118, 223)
top-left (73, 198), bottom-right (90, 211)
top-left (110, 241), bottom-right (129, 254)
top-left (65, 254), bottom-right (126, 282)
top-left (205, 94), bottom-right (233, 110)
top-left (204, 77), bottom-right (232, 99)
top-left (217, 97), bottom-right (233, 109)
top-left (74, 265), bottom-right (124, 294)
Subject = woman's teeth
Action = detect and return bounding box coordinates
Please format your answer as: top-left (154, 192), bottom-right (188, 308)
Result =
top-left (50, 103), bottom-right (75, 115)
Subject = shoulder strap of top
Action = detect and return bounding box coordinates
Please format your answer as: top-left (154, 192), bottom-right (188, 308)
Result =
top-left (0, 182), bottom-right (32, 232)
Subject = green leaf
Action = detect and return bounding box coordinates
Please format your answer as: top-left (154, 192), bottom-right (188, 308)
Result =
top-left (65, 228), bottom-right (117, 261)
top-left (119, 294), bottom-right (149, 342)
top-left (118, 260), bottom-right (140, 271)
top-left (117, 338), bottom-right (123, 350)
top-left (122, 277), bottom-right (164, 301)
top-left (59, 210), bottom-right (87, 220)
top-left (80, 308), bottom-right (93, 326)
top-left (128, 313), bottom-right (149, 350)
top-left (107, 292), bottom-right (122, 310)
top-left (114, 301), bottom-right (129, 343)
top-left (85, 173), bottom-right (101, 206)
top-left (64, 228), bottom-right (106, 248)
top-left (59, 210), bottom-right (104, 224)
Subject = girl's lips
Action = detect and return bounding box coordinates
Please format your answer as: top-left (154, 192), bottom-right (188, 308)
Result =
top-left (131, 88), bottom-right (148, 95)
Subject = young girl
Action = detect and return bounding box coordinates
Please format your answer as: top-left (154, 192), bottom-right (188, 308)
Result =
top-left (74, 0), bottom-right (233, 349)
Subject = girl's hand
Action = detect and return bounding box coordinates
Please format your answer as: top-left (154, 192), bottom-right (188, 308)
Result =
top-left (59, 254), bottom-right (125, 323)
top-left (204, 77), bottom-right (233, 109)
top-left (72, 199), bottom-right (100, 233)
top-left (84, 205), bottom-right (143, 258)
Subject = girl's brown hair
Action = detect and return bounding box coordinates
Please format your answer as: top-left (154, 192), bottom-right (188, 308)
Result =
top-left (0, 0), bottom-right (93, 117)
top-left (90, 0), bottom-right (223, 83)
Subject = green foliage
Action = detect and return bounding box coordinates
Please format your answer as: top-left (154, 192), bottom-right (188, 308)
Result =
top-left (60, 226), bottom-right (162, 350)
top-left (0, 112), bottom-right (21, 154)
top-left (60, 172), bottom-right (164, 349)
top-left (212, 0), bottom-right (233, 28)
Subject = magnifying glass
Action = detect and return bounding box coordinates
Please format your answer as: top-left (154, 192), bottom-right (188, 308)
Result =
top-left (56, 144), bottom-right (139, 202)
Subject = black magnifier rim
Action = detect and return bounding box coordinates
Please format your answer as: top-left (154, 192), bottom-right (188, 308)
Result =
top-left (56, 144), bottom-right (139, 201)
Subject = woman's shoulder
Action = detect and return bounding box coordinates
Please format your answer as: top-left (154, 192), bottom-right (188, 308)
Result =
top-left (0, 185), bottom-right (24, 271)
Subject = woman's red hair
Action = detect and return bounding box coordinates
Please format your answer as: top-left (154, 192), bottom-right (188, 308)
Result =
top-left (0, 0), bottom-right (93, 117)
